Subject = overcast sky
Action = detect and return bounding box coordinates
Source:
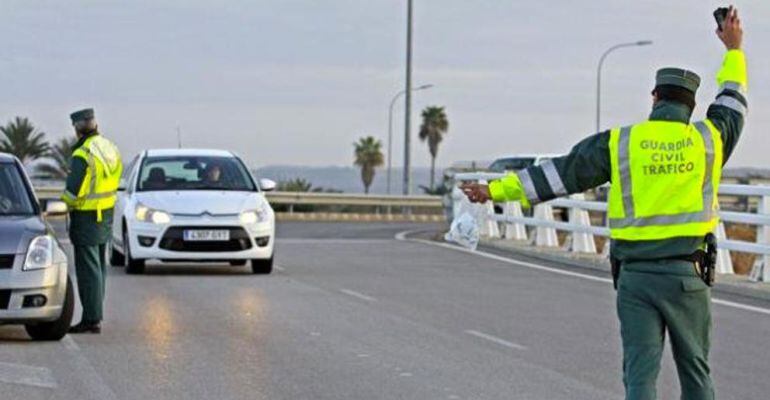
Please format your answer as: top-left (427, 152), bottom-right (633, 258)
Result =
top-left (2, 0), bottom-right (768, 168)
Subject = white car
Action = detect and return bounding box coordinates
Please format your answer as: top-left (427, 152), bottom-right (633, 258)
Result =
top-left (110, 149), bottom-right (276, 274)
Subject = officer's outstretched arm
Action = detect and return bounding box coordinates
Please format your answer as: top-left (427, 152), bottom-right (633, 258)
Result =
top-left (488, 132), bottom-right (612, 207)
top-left (706, 6), bottom-right (746, 164)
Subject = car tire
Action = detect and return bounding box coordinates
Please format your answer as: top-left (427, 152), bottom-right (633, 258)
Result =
top-left (110, 242), bottom-right (125, 267)
top-left (250, 256), bottom-right (273, 274)
top-left (25, 276), bottom-right (75, 341)
top-left (124, 228), bottom-right (145, 275)
top-left (229, 260), bottom-right (247, 266)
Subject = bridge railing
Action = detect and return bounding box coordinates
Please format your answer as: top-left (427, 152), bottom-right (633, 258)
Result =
top-left (454, 172), bottom-right (770, 282)
top-left (34, 187), bottom-right (445, 217)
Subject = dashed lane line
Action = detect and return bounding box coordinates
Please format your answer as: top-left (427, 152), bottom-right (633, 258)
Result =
top-left (0, 361), bottom-right (57, 389)
top-left (339, 288), bottom-right (377, 302)
top-left (396, 231), bottom-right (770, 317)
top-left (465, 330), bottom-right (527, 351)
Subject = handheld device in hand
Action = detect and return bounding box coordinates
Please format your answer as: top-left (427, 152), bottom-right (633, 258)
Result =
top-left (713, 7), bottom-right (729, 31)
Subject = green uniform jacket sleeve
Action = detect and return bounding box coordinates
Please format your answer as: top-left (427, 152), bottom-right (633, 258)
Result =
top-left (489, 132), bottom-right (611, 206)
top-left (705, 49), bottom-right (747, 164)
top-left (62, 157), bottom-right (88, 205)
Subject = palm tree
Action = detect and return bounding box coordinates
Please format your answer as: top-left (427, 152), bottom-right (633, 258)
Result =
top-left (36, 136), bottom-right (77, 179)
top-left (353, 136), bottom-right (384, 194)
top-left (418, 106), bottom-right (449, 190)
top-left (0, 117), bottom-right (50, 163)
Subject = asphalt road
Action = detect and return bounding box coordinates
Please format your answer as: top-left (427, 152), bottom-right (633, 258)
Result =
top-left (2, 221), bottom-right (770, 399)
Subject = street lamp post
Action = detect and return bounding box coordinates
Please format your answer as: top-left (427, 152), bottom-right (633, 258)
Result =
top-left (387, 84), bottom-right (433, 194)
top-left (596, 40), bottom-right (653, 132)
top-left (403, 0), bottom-right (414, 195)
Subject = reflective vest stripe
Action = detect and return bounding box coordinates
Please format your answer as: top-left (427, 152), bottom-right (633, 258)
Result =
top-left (85, 191), bottom-right (117, 200)
top-left (714, 95), bottom-right (747, 115)
top-left (517, 168), bottom-right (539, 202)
top-left (609, 122), bottom-right (716, 229)
top-left (541, 159), bottom-right (567, 196)
top-left (617, 126), bottom-right (634, 219)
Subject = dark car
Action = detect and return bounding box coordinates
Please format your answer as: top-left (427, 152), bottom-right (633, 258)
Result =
top-left (0, 153), bottom-right (73, 340)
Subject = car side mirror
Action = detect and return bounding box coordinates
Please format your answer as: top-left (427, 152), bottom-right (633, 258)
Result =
top-left (258, 178), bottom-right (276, 192)
top-left (117, 179), bottom-right (127, 192)
top-left (44, 200), bottom-right (68, 216)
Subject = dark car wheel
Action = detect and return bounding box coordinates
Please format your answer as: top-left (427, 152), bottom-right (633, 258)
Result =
top-left (25, 277), bottom-right (75, 341)
top-left (251, 257), bottom-right (273, 274)
top-left (124, 228), bottom-right (145, 274)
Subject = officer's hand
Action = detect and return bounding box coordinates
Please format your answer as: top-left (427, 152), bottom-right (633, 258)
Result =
top-left (460, 183), bottom-right (491, 204)
top-left (717, 6), bottom-right (742, 50)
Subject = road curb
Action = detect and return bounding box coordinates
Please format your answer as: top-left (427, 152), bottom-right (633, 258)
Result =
top-left (406, 230), bottom-right (770, 303)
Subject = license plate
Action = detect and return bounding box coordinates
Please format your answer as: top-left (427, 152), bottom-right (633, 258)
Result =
top-left (183, 229), bottom-right (230, 241)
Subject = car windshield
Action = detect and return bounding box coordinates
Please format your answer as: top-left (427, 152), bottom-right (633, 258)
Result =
top-left (489, 157), bottom-right (536, 172)
top-left (0, 162), bottom-right (35, 216)
top-left (137, 155), bottom-right (256, 192)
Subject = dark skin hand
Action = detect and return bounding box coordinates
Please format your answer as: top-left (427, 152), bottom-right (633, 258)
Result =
top-left (460, 182), bottom-right (491, 204)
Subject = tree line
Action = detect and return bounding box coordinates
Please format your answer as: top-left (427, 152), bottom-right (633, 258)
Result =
top-left (0, 117), bottom-right (75, 179)
top-left (2, 105), bottom-right (450, 195)
top-left (353, 105), bottom-right (449, 194)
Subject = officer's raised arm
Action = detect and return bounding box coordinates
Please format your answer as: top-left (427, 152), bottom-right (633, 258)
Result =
top-left (706, 5), bottom-right (746, 164)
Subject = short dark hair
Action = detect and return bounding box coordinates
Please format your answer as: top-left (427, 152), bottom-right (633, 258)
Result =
top-left (652, 84), bottom-right (696, 110)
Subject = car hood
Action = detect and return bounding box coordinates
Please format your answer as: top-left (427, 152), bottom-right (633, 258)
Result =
top-left (0, 216), bottom-right (47, 254)
top-left (134, 191), bottom-right (266, 215)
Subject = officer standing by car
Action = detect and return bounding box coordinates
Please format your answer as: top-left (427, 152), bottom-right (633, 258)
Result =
top-left (61, 108), bottom-right (122, 334)
top-left (462, 7), bottom-right (745, 400)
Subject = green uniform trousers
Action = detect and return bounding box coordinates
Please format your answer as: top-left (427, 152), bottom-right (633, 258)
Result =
top-left (74, 244), bottom-right (108, 323)
top-left (617, 260), bottom-right (714, 400)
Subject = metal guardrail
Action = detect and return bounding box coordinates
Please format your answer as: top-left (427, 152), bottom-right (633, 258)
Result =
top-left (33, 186), bottom-right (444, 214)
top-left (454, 173), bottom-right (770, 282)
top-left (265, 191), bottom-right (442, 209)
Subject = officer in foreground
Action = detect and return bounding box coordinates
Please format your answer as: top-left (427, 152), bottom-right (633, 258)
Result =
top-left (462, 7), bottom-right (746, 400)
top-left (61, 108), bottom-right (123, 334)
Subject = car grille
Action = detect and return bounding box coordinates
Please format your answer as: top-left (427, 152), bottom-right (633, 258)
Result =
top-left (0, 255), bottom-right (14, 269)
top-left (158, 226), bottom-right (253, 252)
top-left (0, 290), bottom-right (10, 309)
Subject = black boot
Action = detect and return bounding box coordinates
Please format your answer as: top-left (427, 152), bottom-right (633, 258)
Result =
top-left (69, 321), bottom-right (101, 334)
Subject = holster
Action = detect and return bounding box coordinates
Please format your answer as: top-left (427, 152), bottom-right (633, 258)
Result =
top-left (671, 233), bottom-right (717, 287)
top-left (610, 256), bottom-right (621, 290)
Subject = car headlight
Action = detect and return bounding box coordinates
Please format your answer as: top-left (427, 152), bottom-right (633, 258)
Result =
top-left (239, 208), bottom-right (269, 225)
top-left (23, 235), bottom-right (54, 271)
top-left (135, 203), bottom-right (171, 224)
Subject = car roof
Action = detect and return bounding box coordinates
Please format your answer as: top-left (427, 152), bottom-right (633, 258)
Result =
top-left (144, 148), bottom-right (235, 158)
top-left (492, 154), bottom-right (561, 160)
top-left (0, 152), bottom-right (19, 163)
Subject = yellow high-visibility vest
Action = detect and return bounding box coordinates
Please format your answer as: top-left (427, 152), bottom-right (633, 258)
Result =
top-left (607, 120), bottom-right (723, 240)
top-left (61, 135), bottom-right (122, 221)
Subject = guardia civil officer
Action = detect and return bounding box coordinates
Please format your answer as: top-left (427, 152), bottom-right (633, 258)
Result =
top-left (462, 7), bottom-right (746, 400)
top-left (61, 108), bottom-right (123, 334)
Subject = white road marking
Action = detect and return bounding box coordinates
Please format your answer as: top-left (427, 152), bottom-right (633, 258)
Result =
top-left (397, 231), bottom-right (770, 317)
top-left (465, 330), bottom-right (527, 351)
top-left (62, 336), bottom-right (119, 400)
top-left (711, 298), bottom-right (770, 316)
top-left (399, 372), bottom-right (413, 377)
top-left (274, 265), bottom-right (286, 272)
top-left (0, 361), bottom-right (57, 389)
top-left (339, 288), bottom-right (377, 302)
top-left (281, 238), bottom-right (393, 244)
